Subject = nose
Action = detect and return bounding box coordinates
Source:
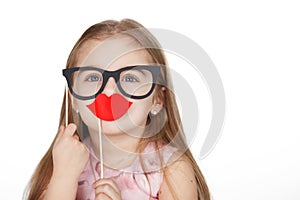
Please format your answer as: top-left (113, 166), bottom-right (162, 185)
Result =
top-left (102, 77), bottom-right (118, 97)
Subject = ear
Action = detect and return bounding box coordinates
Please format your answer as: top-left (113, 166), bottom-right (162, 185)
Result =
top-left (151, 86), bottom-right (166, 115)
top-left (150, 104), bottom-right (163, 115)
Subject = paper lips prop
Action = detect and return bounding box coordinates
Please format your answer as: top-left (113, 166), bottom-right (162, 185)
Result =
top-left (87, 93), bottom-right (132, 121)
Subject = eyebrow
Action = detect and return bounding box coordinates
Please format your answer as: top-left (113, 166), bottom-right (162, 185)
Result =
top-left (79, 65), bottom-right (151, 74)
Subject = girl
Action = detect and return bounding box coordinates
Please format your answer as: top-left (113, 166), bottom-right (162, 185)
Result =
top-left (25, 19), bottom-right (210, 200)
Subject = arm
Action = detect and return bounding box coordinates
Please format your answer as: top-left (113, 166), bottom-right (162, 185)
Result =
top-left (158, 155), bottom-right (198, 200)
top-left (43, 174), bottom-right (78, 200)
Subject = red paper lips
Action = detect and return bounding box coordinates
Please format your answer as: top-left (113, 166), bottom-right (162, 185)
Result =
top-left (87, 94), bottom-right (132, 121)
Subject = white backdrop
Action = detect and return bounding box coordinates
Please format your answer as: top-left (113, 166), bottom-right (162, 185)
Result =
top-left (0, 0), bottom-right (299, 199)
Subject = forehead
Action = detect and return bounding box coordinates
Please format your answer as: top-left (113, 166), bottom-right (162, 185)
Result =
top-left (76, 36), bottom-right (152, 70)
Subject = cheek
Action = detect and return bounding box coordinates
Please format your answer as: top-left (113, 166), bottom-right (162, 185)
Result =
top-left (126, 98), bottom-right (152, 126)
top-left (110, 98), bottom-right (152, 136)
top-left (75, 100), bottom-right (99, 131)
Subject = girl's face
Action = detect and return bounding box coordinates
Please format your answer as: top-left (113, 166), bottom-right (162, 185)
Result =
top-left (72, 36), bottom-right (158, 137)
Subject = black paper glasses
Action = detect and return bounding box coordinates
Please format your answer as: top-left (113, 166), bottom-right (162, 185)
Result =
top-left (63, 65), bottom-right (161, 100)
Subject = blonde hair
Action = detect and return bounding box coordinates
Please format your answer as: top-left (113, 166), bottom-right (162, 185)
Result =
top-left (24, 19), bottom-right (210, 200)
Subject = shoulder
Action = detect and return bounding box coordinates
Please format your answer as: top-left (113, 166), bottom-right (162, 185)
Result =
top-left (158, 154), bottom-right (198, 200)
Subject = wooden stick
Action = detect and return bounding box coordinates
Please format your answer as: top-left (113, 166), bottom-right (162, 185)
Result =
top-left (98, 118), bottom-right (104, 179)
top-left (65, 84), bottom-right (68, 127)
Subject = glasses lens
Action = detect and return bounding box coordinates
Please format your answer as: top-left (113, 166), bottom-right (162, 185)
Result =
top-left (72, 69), bottom-right (103, 97)
top-left (119, 68), bottom-right (153, 97)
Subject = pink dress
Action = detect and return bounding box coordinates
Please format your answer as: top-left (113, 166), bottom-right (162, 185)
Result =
top-left (76, 138), bottom-right (177, 200)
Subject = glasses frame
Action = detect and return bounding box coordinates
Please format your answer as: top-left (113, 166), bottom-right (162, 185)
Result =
top-left (62, 65), bottom-right (161, 100)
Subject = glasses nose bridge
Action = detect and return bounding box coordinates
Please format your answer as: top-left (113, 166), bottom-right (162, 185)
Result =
top-left (101, 71), bottom-right (120, 95)
top-left (104, 70), bottom-right (120, 85)
top-left (106, 71), bottom-right (120, 83)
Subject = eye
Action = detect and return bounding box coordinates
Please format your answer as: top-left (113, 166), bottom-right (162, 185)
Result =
top-left (86, 74), bottom-right (101, 82)
top-left (122, 74), bottom-right (139, 82)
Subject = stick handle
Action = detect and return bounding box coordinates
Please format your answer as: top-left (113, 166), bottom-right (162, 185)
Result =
top-left (98, 118), bottom-right (104, 179)
top-left (65, 84), bottom-right (68, 127)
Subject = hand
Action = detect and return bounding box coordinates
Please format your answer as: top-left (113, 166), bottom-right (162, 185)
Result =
top-left (52, 123), bottom-right (89, 181)
top-left (93, 178), bottom-right (121, 200)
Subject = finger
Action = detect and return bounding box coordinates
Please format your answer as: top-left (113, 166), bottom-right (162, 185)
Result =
top-left (95, 193), bottom-right (111, 200)
top-left (73, 134), bottom-right (79, 141)
top-left (93, 178), bottom-right (120, 193)
top-left (95, 184), bottom-right (120, 200)
top-left (64, 123), bottom-right (77, 136)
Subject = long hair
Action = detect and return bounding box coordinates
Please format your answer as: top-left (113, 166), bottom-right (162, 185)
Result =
top-left (24, 19), bottom-right (210, 200)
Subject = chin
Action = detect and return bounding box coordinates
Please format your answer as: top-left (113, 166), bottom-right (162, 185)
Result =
top-left (100, 121), bottom-right (124, 135)
top-left (101, 117), bottom-right (146, 138)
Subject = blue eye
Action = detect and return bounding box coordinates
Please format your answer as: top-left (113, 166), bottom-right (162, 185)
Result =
top-left (87, 75), bottom-right (100, 82)
top-left (122, 75), bottom-right (138, 82)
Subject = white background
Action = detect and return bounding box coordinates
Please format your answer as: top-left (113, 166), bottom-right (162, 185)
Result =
top-left (0, 0), bottom-right (299, 199)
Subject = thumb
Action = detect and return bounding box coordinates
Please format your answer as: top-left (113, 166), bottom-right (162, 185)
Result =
top-left (64, 123), bottom-right (77, 136)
